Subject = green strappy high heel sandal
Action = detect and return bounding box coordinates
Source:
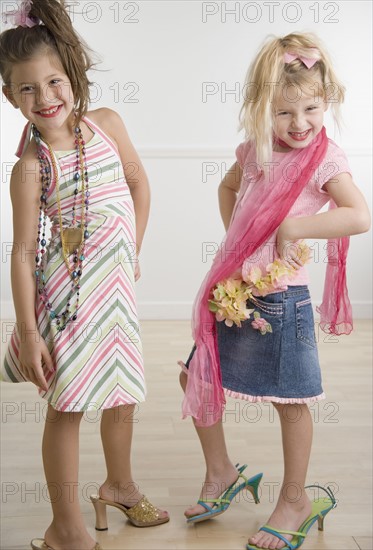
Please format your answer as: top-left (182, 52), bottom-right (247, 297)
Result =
top-left (246, 485), bottom-right (337, 550)
top-left (186, 463), bottom-right (263, 524)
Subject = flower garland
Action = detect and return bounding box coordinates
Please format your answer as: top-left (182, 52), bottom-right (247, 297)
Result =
top-left (208, 241), bottom-right (311, 334)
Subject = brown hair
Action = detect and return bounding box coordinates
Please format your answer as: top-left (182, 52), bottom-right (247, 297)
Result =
top-left (0, 0), bottom-right (94, 124)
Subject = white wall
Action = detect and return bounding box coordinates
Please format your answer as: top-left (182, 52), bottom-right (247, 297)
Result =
top-left (1, 0), bottom-right (372, 320)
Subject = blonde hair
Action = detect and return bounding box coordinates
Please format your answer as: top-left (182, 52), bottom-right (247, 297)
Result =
top-left (239, 32), bottom-right (345, 169)
top-left (0, 0), bottom-right (94, 125)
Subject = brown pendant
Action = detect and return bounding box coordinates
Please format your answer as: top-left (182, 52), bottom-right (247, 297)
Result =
top-left (63, 228), bottom-right (82, 255)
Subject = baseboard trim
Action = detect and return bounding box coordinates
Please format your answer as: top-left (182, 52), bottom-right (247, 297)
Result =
top-left (1, 300), bottom-right (372, 321)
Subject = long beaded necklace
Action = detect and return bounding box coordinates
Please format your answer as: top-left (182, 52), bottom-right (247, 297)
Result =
top-left (33, 123), bottom-right (90, 334)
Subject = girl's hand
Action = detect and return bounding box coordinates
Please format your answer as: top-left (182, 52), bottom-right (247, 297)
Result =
top-left (276, 219), bottom-right (305, 271)
top-left (19, 334), bottom-right (55, 392)
top-left (134, 257), bottom-right (141, 281)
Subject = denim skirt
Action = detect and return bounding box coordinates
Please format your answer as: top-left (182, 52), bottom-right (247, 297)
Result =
top-left (184, 286), bottom-right (324, 403)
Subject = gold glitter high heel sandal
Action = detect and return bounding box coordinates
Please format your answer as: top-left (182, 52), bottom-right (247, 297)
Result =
top-left (90, 493), bottom-right (170, 529)
top-left (31, 539), bottom-right (101, 550)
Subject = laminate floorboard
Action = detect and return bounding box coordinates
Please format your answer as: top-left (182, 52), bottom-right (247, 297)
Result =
top-left (1, 320), bottom-right (371, 550)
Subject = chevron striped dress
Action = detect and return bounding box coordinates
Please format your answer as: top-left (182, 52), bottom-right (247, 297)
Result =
top-left (2, 116), bottom-right (146, 411)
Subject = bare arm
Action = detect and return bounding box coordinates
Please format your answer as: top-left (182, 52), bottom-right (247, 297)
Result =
top-left (277, 172), bottom-right (371, 266)
top-left (218, 162), bottom-right (243, 231)
top-left (10, 158), bottom-right (40, 330)
top-left (278, 172), bottom-right (371, 240)
top-left (9, 156), bottom-right (54, 389)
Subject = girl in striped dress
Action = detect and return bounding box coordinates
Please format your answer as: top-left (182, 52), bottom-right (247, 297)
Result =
top-left (0, 1), bottom-right (169, 549)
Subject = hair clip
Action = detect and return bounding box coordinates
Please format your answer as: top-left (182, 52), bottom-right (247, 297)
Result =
top-left (283, 50), bottom-right (319, 69)
top-left (2, 0), bottom-right (40, 28)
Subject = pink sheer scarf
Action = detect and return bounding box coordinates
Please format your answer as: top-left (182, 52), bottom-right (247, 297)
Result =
top-left (183, 126), bottom-right (352, 427)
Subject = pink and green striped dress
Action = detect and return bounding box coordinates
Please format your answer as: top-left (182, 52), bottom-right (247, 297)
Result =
top-left (2, 116), bottom-right (146, 411)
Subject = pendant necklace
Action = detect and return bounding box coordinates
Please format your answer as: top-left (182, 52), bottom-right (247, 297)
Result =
top-left (32, 123), bottom-right (90, 333)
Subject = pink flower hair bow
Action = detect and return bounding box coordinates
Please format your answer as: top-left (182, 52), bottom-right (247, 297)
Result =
top-left (2, 0), bottom-right (40, 28)
top-left (284, 50), bottom-right (319, 69)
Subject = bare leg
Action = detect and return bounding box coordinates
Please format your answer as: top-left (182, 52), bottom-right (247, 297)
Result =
top-left (180, 371), bottom-right (240, 518)
top-left (98, 404), bottom-right (168, 519)
top-left (248, 403), bottom-right (313, 550)
top-left (43, 405), bottom-right (96, 550)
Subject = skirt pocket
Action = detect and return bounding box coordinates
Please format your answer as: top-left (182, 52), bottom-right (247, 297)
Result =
top-left (295, 298), bottom-right (316, 348)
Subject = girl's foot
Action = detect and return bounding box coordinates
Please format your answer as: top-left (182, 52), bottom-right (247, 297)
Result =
top-left (99, 480), bottom-right (169, 520)
top-left (44, 522), bottom-right (96, 550)
top-left (248, 495), bottom-right (312, 549)
top-left (184, 462), bottom-right (239, 518)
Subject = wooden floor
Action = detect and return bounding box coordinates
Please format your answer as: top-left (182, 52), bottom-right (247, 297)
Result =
top-left (1, 320), bottom-right (372, 550)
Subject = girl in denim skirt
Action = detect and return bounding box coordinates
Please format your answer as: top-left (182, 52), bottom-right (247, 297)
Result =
top-left (179, 32), bottom-right (370, 550)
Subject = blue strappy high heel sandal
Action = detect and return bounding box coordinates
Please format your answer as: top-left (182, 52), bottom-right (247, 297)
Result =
top-left (186, 463), bottom-right (263, 524)
top-left (246, 485), bottom-right (337, 550)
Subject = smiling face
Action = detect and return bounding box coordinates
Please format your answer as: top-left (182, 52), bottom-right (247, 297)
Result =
top-left (273, 80), bottom-right (328, 149)
top-left (3, 50), bottom-right (75, 138)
